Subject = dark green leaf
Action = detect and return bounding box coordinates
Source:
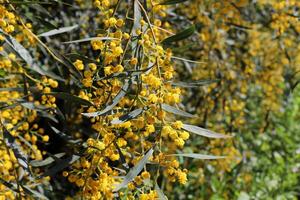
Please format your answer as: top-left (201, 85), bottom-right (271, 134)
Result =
top-left (41, 154), bottom-right (80, 177)
top-left (19, 102), bottom-right (58, 123)
top-left (0, 28), bottom-right (64, 81)
top-left (111, 108), bottom-right (143, 124)
top-left (0, 87), bottom-right (24, 92)
top-left (0, 177), bottom-right (18, 192)
top-left (65, 53), bottom-right (99, 64)
top-left (162, 25), bottom-right (195, 45)
top-left (47, 92), bottom-right (93, 106)
top-left (0, 28), bottom-right (33, 66)
top-left (160, 0), bottom-right (188, 5)
top-left (50, 126), bottom-right (81, 144)
top-left (3, 128), bottom-right (30, 173)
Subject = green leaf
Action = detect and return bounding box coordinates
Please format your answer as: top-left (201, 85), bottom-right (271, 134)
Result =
top-left (30, 153), bottom-right (66, 167)
top-left (50, 49), bottom-right (82, 80)
top-left (0, 28), bottom-right (33, 66)
top-left (161, 25), bottom-right (195, 45)
top-left (19, 102), bottom-right (58, 123)
top-left (82, 80), bottom-right (130, 117)
top-left (63, 37), bottom-right (117, 44)
top-left (171, 79), bottom-right (219, 88)
top-left (160, 0), bottom-right (188, 5)
top-left (0, 177), bottom-right (18, 193)
top-left (111, 108), bottom-right (143, 124)
top-left (0, 69), bottom-right (7, 77)
top-left (0, 28), bottom-right (64, 81)
top-left (162, 104), bottom-right (195, 118)
top-left (3, 128), bottom-right (30, 173)
top-left (169, 153), bottom-right (226, 159)
top-left (65, 53), bottom-right (99, 64)
top-left (0, 87), bottom-right (24, 92)
top-left (113, 148), bottom-right (154, 191)
top-left (41, 154), bottom-right (80, 178)
top-left (155, 183), bottom-right (168, 200)
top-left (38, 25), bottom-right (78, 37)
top-left (47, 92), bottom-right (93, 106)
top-left (182, 124), bottom-right (232, 138)
top-left (22, 185), bottom-right (48, 200)
top-left (50, 126), bottom-right (81, 144)
top-left (7, 1), bottom-right (52, 4)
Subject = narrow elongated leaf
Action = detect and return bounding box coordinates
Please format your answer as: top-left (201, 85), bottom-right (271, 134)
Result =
top-left (0, 28), bottom-right (33, 66)
top-left (172, 79), bottom-right (219, 88)
top-left (65, 53), bottom-right (99, 63)
top-left (47, 92), bottom-right (93, 106)
top-left (113, 148), bottom-right (154, 191)
top-left (169, 153), bottom-right (226, 159)
top-left (0, 177), bottom-right (18, 192)
top-left (30, 153), bottom-right (66, 167)
top-left (19, 102), bottom-right (58, 123)
top-left (0, 28), bottom-right (64, 81)
top-left (162, 104), bottom-right (194, 118)
top-left (111, 108), bottom-right (143, 124)
top-left (162, 25), bottom-right (195, 45)
top-left (155, 183), bottom-right (168, 200)
top-left (182, 124), bottom-right (232, 138)
top-left (8, 1), bottom-right (52, 4)
top-left (133, 0), bottom-right (142, 37)
top-left (50, 48), bottom-right (82, 80)
top-left (160, 0), bottom-right (188, 5)
top-left (22, 185), bottom-right (48, 200)
top-left (82, 80), bottom-right (130, 117)
top-left (38, 25), bottom-right (78, 37)
top-left (0, 87), bottom-right (24, 92)
top-left (63, 37), bottom-right (117, 44)
top-left (50, 126), bottom-right (81, 144)
top-left (41, 154), bottom-right (80, 177)
top-left (3, 128), bottom-right (30, 172)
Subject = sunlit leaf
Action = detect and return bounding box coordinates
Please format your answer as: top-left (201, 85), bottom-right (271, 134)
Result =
top-left (169, 153), bottom-right (226, 159)
top-left (162, 104), bottom-right (194, 118)
top-left (22, 185), bottom-right (48, 200)
top-left (182, 124), bottom-right (232, 138)
top-left (171, 79), bottom-right (219, 88)
top-left (113, 148), bottom-right (154, 191)
top-left (38, 25), bottom-right (78, 37)
top-left (30, 153), bottom-right (66, 167)
top-left (82, 80), bottom-right (130, 117)
top-left (155, 183), bottom-right (168, 200)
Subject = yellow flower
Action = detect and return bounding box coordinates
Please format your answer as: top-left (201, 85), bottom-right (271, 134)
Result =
top-left (148, 94), bottom-right (158, 103)
top-left (74, 59), bottom-right (84, 71)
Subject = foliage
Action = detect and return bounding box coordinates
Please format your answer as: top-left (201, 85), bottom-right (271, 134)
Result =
top-left (0, 0), bottom-right (299, 199)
